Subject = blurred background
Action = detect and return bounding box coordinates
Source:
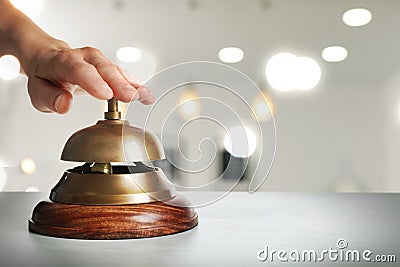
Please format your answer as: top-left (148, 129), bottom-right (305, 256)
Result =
top-left (1, 0), bottom-right (400, 193)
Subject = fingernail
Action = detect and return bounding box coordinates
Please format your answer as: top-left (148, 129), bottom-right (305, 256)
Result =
top-left (141, 94), bottom-right (155, 104)
top-left (138, 85), bottom-right (150, 95)
top-left (54, 94), bottom-right (63, 112)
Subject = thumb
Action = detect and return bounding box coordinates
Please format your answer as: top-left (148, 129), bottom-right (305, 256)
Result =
top-left (27, 77), bottom-right (73, 114)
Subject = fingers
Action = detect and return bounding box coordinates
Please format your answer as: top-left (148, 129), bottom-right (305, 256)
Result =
top-left (34, 47), bottom-right (156, 114)
top-left (66, 63), bottom-right (114, 100)
top-left (95, 62), bottom-right (139, 102)
top-left (137, 85), bottom-right (156, 104)
top-left (54, 93), bottom-right (73, 114)
top-left (80, 47), bottom-right (155, 104)
top-left (49, 49), bottom-right (113, 100)
top-left (85, 55), bottom-right (139, 102)
top-left (28, 77), bottom-right (73, 114)
top-left (118, 67), bottom-right (155, 105)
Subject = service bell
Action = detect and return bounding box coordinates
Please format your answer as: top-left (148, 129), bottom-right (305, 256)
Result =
top-left (29, 98), bottom-right (198, 239)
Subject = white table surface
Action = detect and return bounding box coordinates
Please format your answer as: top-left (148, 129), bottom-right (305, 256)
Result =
top-left (0, 192), bottom-right (399, 267)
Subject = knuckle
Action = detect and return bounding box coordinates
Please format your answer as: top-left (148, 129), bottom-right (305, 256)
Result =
top-left (114, 64), bottom-right (123, 73)
top-left (81, 46), bottom-right (102, 56)
top-left (53, 48), bottom-right (73, 62)
top-left (52, 49), bottom-right (81, 69)
top-left (107, 72), bottom-right (128, 87)
top-left (80, 46), bottom-right (93, 52)
top-left (70, 62), bottom-right (90, 73)
top-left (109, 77), bottom-right (126, 88)
top-left (95, 60), bottom-right (115, 70)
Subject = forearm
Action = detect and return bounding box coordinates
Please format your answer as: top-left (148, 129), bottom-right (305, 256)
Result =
top-left (0, 0), bottom-right (69, 74)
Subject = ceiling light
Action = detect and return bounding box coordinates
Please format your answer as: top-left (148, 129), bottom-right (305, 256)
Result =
top-left (10, 0), bottom-right (45, 19)
top-left (321, 46), bottom-right (348, 62)
top-left (265, 53), bottom-right (321, 92)
top-left (295, 57), bottom-right (321, 90)
top-left (116, 47), bottom-right (143, 63)
top-left (218, 47), bottom-right (244, 63)
top-left (265, 53), bottom-right (297, 92)
top-left (0, 55), bottom-right (20, 80)
top-left (342, 8), bottom-right (372, 27)
top-left (224, 126), bottom-right (257, 158)
top-left (20, 158), bottom-right (36, 175)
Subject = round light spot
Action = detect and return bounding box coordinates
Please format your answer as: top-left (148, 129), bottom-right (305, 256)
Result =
top-left (224, 126), bottom-right (257, 158)
top-left (265, 53), bottom-right (321, 92)
top-left (295, 57), bottom-right (321, 90)
top-left (116, 47), bottom-right (143, 63)
top-left (10, 0), bottom-right (45, 19)
top-left (20, 158), bottom-right (36, 175)
top-left (265, 53), bottom-right (298, 92)
top-left (0, 55), bottom-right (20, 80)
top-left (218, 47), bottom-right (244, 63)
top-left (321, 46), bottom-right (348, 62)
top-left (342, 8), bottom-right (372, 27)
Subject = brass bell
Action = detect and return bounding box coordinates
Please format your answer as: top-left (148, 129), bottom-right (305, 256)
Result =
top-left (29, 98), bottom-right (198, 239)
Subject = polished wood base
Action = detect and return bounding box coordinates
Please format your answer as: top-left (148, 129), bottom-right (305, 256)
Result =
top-left (29, 194), bottom-right (198, 239)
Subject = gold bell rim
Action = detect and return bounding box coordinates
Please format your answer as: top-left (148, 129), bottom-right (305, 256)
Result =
top-left (50, 168), bottom-right (176, 205)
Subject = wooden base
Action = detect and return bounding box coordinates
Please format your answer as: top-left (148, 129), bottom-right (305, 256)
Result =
top-left (29, 194), bottom-right (198, 240)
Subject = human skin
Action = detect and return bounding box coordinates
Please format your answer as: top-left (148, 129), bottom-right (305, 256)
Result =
top-left (0, 0), bottom-right (155, 114)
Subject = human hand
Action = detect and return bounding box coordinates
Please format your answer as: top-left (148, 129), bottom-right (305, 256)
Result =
top-left (24, 45), bottom-right (155, 114)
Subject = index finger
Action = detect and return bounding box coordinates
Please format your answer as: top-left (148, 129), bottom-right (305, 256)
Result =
top-left (49, 50), bottom-right (114, 100)
top-left (84, 54), bottom-right (139, 102)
